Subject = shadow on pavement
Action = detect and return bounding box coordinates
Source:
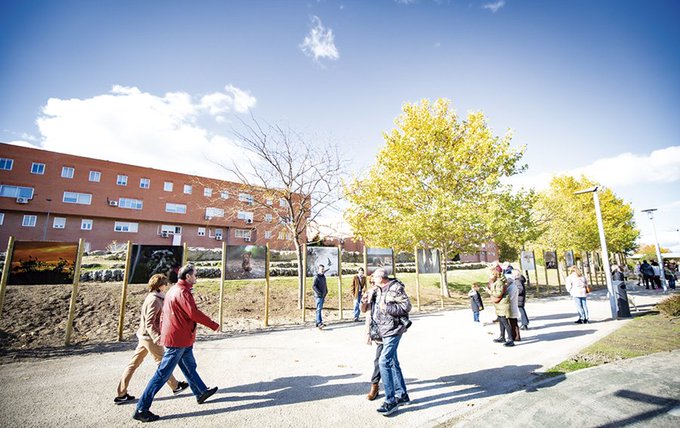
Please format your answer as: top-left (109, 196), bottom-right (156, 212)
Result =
top-left (520, 329), bottom-right (596, 343)
top-left (596, 390), bottom-right (680, 428)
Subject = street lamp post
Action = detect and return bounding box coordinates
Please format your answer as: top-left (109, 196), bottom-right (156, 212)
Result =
top-left (641, 208), bottom-right (667, 292)
top-left (42, 198), bottom-right (52, 241)
top-left (575, 186), bottom-right (617, 319)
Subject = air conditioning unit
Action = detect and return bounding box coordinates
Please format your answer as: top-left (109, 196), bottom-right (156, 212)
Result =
top-left (160, 231), bottom-right (169, 238)
top-left (244, 237), bottom-right (251, 242)
top-left (16, 197), bottom-right (29, 204)
top-left (215, 235), bottom-right (223, 241)
top-left (246, 219), bottom-right (253, 224)
top-left (205, 215), bottom-right (212, 221)
top-left (108, 200), bottom-right (118, 207)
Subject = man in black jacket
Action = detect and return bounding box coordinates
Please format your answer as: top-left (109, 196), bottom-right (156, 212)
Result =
top-left (312, 264), bottom-right (328, 329)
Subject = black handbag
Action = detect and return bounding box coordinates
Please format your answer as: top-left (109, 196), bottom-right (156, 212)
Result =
top-left (369, 319), bottom-right (381, 341)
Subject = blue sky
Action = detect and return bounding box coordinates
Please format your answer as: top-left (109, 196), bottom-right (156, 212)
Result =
top-left (1, 0), bottom-right (679, 250)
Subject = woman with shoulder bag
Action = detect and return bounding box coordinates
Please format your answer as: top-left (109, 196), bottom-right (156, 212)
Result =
top-left (566, 266), bottom-right (590, 324)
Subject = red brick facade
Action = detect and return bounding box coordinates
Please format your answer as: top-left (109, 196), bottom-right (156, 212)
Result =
top-left (0, 143), bottom-right (303, 251)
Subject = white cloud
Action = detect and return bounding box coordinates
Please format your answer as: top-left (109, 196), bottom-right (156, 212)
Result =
top-left (506, 146), bottom-right (680, 191)
top-left (32, 85), bottom-right (257, 179)
top-left (300, 16), bottom-right (339, 64)
top-left (483, 1), bottom-right (506, 13)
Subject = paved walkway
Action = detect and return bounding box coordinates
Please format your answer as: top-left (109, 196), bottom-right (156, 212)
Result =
top-left (0, 286), bottom-right (676, 427)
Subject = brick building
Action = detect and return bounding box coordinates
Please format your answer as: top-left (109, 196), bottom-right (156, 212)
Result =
top-left (0, 143), bottom-right (302, 252)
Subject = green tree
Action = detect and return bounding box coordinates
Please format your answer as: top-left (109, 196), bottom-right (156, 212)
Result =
top-left (533, 175), bottom-right (639, 254)
top-left (345, 99), bottom-right (527, 296)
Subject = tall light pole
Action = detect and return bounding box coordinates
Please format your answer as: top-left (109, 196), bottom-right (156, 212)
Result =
top-left (575, 186), bottom-right (617, 319)
top-left (42, 198), bottom-right (52, 241)
top-left (641, 208), bottom-right (667, 292)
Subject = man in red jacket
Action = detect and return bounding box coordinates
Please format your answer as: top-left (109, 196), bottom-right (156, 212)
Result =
top-left (133, 264), bottom-right (220, 423)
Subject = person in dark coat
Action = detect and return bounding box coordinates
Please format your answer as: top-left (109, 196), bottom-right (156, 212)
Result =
top-left (468, 283), bottom-right (484, 322)
top-left (312, 264), bottom-right (329, 329)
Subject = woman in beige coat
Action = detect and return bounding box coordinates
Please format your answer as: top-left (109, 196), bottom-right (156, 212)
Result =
top-left (114, 274), bottom-right (188, 404)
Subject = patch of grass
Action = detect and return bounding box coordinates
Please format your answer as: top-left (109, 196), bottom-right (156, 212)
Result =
top-left (547, 311), bottom-right (680, 374)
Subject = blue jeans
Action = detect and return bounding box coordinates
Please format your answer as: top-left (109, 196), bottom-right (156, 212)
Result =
top-left (473, 311), bottom-right (480, 322)
top-left (353, 291), bottom-right (362, 319)
top-left (315, 297), bottom-right (325, 326)
top-left (136, 346), bottom-right (208, 413)
top-left (574, 297), bottom-right (589, 320)
top-left (378, 334), bottom-right (407, 404)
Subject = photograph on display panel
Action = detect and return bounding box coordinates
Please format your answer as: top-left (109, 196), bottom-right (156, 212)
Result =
top-left (565, 250), bottom-right (575, 267)
top-left (8, 241), bottom-right (79, 285)
top-left (306, 246), bottom-right (339, 277)
top-left (520, 251), bottom-right (536, 271)
top-left (417, 248), bottom-right (440, 274)
top-left (129, 245), bottom-right (184, 284)
top-left (366, 248), bottom-right (394, 276)
top-left (225, 245), bottom-right (267, 280)
top-left (544, 251), bottom-right (558, 269)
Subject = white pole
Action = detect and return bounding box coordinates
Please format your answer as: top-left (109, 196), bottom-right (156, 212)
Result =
top-left (593, 191), bottom-right (618, 319)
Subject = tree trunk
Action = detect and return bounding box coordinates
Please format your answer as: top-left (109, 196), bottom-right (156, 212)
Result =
top-left (440, 247), bottom-right (451, 298)
top-left (295, 241), bottom-right (304, 310)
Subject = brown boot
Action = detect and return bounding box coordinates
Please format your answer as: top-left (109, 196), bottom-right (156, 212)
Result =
top-left (367, 383), bottom-right (379, 401)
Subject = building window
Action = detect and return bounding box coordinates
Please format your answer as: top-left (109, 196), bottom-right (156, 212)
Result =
top-left (239, 193), bottom-right (254, 205)
top-left (0, 158), bottom-right (13, 170)
top-left (220, 190), bottom-right (229, 199)
top-left (0, 185), bottom-right (34, 199)
top-left (197, 227), bottom-right (206, 237)
top-left (264, 214), bottom-right (273, 223)
top-left (265, 198), bottom-right (273, 205)
top-left (204, 188), bottom-right (212, 197)
top-left (0, 213), bottom-right (5, 225)
top-left (31, 163), bottom-right (45, 175)
top-left (214, 228), bottom-right (223, 239)
top-left (264, 231), bottom-right (272, 239)
top-left (237, 211), bottom-right (254, 223)
top-left (116, 174), bottom-right (128, 186)
top-left (63, 191), bottom-right (92, 205)
top-left (205, 207), bottom-right (225, 218)
top-left (53, 217), bottom-right (66, 229)
top-left (164, 181), bottom-right (173, 192)
top-left (160, 225), bottom-right (182, 235)
top-left (165, 203), bottom-right (187, 214)
top-left (183, 184), bottom-right (192, 194)
top-left (279, 198), bottom-right (287, 207)
top-left (114, 221), bottom-right (138, 233)
top-left (140, 178), bottom-right (150, 189)
top-left (118, 198), bottom-right (143, 210)
top-left (61, 166), bottom-right (74, 178)
top-left (234, 229), bottom-right (252, 239)
top-left (89, 170), bottom-right (101, 182)
top-left (278, 231), bottom-right (287, 240)
top-left (81, 219), bottom-right (93, 230)
top-left (22, 215), bottom-right (37, 227)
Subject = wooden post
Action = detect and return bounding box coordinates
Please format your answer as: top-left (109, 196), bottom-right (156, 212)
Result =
top-left (182, 242), bottom-right (188, 266)
top-left (533, 250), bottom-right (539, 297)
top-left (0, 236), bottom-right (16, 318)
top-left (414, 247), bottom-right (421, 312)
top-left (218, 241), bottom-right (226, 332)
top-left (556, 249), bottom-right (562, 292)
top-left (363, 246), bottom-right (368, 275)
top-left (586, 252), bottom-right (594, 286)
top-left (264, 243), bottom-right (270, 327)
top-left (337, 244), bottom-right (343, 320)
top-left (117, 240), bottom-right (133, 342)
top-left (302, 244), bottom-right (307, 323)
top-left (65, 238), bottom-right (85, 346)
top-left (543, 251), bottom-right (549, 288)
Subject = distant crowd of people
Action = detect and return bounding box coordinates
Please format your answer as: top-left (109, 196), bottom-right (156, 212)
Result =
top-left (634, 260), bottom-right (677, 290)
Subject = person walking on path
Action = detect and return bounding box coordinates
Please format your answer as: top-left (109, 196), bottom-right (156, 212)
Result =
top-left (640, 260), bottom-right (654, 289)
top-left (468, 283), bottom-right (484, 323)
top-left (566, 266), bottom-right (590, 324)
top-left (513, 270), bottom-right (530, 330)
top-left (361, 277), bottom-right (383, 401)
top-left (351, 267), bottom-right (367, 321)
top-left (487, 270), bottom-right (514, 347)
top-left (132, 264), bottom-right (220, 423)
top-left (372, 268), bottom-right (412, 416)
top-left (313, 264), bottom-right (329, 329)
top-left (114, 274), bottom-right (188, 404)
top-left (651, 261), bottom-right (663, 291)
